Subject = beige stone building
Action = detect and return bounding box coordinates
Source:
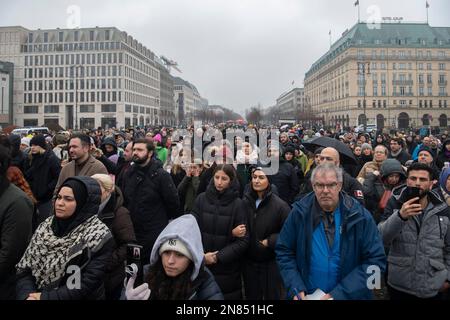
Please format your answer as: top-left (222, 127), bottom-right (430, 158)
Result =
top-left (304, 22), bottom-right (450, 130)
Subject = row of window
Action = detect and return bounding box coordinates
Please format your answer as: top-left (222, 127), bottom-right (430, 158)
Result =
top-left (25, 53), bottom-right (123, 66)
top-left (357, 99), bottom-right (448, 108)
top-left (358, 49), bottom-right (448, 59)
top-left (23, 41), bottom-right (121, 54)
top-left (24, 65), bottom-right (122, 79)
top-left (22, 103), bottom-right (159, 115)
top-left (24, 78), bottom-right (122, 91)
top-left (24, 91), bottom-right (121, 105)
top-left (29, 30), bottom-right (111, 44)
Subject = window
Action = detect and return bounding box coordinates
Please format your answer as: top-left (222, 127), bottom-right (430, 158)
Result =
top-left (419, 87), bottom-right (424, 96)
top-left (373, 86), bottom-right (378, 96)
top-left (101, 104), bottom-right (116, 112)
top-left (24, 105), bottom-right (38, 114)
top-left (428, 87), bottom-right (433, 96)
top-left (44, 32), bottom-right (48, 43)
top-left (419, 74), bottom-right (424, 84)
top-left (440, 63), bottom-right (446, 70)
top-left (105, 30), bottom-right (110, 41)
top-left (440, 87), bottom-right (446, 96)
top-left (427, 63), bottom-right (432, 70)
top-left (59, 32), bottom-right (64, 42)
top-left (90, 31), bottom-right (94, 41)
top-left (419, 100), bottom-right (423, 108)
top-left (393, 63), bottom-right (396, 70)
top-left (125, 105), bottom-right (132, 113)
top-left (419, 63), bottom-right (423, 70)
top-left (381, 85), bottom-right (386, 96)
top-left (80, 105), bottom-right (95, 113)
top-left (427, 74), bottom-right (433, 83)
top-left (28, 33), bottom-right (33, 43)
top-left (24, 119), bottom-right (38, 126)
top-left (74, 31), bottom-right (79, 42)
top-left (44, 105), bottom-right (59, 113)
top-left (383, 100), bottom-right (387, 108)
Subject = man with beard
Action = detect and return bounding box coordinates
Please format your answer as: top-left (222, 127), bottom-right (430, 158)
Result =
top-left (122, 139), bottom-right (180, 263)
top-left (54, 134), bottom-right (108, 192)
top-left (379, 162), bottom-right (450, 299)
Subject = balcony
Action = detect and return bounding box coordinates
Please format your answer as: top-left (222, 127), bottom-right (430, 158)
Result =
top-left (392, 93), bottom-right (414, 97)
top-left (439, 80), bottom-right (448, 86)
top-left (392, 80), bottom-right (414, 86)
top-left (439, 93), bottom-right (448, 97)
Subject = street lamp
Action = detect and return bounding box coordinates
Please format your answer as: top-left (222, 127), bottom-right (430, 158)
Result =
top-left (70, 65), bottom-right (83, 130)
top-left (357, 61), bottom-right (371, 132)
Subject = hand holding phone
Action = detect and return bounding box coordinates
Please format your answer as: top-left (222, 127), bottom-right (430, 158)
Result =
top-left (125, 244), bottom-right (144, 288)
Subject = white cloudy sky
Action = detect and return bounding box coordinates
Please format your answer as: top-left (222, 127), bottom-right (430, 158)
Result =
top-left (1, 0), bottom-right (449, 116)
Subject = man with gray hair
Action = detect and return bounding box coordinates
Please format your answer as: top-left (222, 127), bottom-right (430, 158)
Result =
top-left (276, 163), bottom-right (386, 300)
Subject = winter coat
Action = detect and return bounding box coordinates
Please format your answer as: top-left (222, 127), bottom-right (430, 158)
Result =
top-left (378, 186), bottom-right (450, 298)
top-left (388, 149), bottom-right (411, 166)
top-left (24, 150), bottom-right (61, 203)
top-left (243, 187), bottom-right (291, 262)
top-left (242, 187), bottom-right (290, 299)
top-left (55, 156), bottom-right (108, 193)
top-left (436, 139), bottom-right (450, 170)
top-left (269, 160), bottom-right (299, 205)
top-left (0, 181), bottom-right (34, 300)
top-left (276, 192), bottom-right (386, 300)
top-left (100, 137), bottom-right (119, 164)
top-left (122, 159), bottom-right (180, 263)
top-left (362, 159), bottom-right (406, 223)
top-left (192, 179), bottom-right (249, 300)
top-left (177, 175), bottom-right (201, 213)
top-left (98, 187), bottom-right (136, 298)
top-left (16, 176), bottom-right (114, 300)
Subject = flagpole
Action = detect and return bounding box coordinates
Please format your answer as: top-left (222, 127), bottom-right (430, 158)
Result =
top-left (358, 1), bottom-right (361, 23)
top-left (426, 5), bottom-right (429, 24)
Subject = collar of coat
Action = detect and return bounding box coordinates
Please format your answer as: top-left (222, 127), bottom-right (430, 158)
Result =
top-left (293, 192), bottom-right (365, 233)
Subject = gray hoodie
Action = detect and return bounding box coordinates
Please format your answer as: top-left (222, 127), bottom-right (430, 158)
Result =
top-left (150, 214), bottom-right (204, 281)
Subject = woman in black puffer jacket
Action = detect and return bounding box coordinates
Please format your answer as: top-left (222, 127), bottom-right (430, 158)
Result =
top-left (192, 164), bottom-right (248, 300)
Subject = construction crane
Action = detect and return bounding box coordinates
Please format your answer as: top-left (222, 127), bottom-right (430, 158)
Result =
top-left (160, 55), bottom-right (182, 74)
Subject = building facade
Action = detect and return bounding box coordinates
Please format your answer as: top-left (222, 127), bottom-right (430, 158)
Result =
top-left (155, 56), bottom-right (176, 126)
top-left (304, 22), bottom-right (450, 130)
top-left (174, 76), bottom-right (202, 125)
top-left (0, 61), bottom-right (14, 127)
top-left (0, 26), bottom-right (162, 129)
top-left (275, 87), bottom-right (305, 121)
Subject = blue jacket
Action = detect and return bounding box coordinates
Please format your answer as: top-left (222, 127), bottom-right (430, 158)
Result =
top-left (275, 192), bottom-right (386, 300)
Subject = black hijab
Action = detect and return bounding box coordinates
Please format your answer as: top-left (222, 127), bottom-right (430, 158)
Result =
top-left (52, 179), bottom-right (88, 237)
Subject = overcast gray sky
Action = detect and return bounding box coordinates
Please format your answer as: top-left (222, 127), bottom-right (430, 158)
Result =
top-left (1, 0), bottom-right (449, 116)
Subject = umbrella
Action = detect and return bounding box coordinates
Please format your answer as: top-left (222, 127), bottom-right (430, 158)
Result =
top-left (303, 136), bottom-right (357, 164)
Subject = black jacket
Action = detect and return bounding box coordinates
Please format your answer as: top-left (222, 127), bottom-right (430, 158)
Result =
top-left (16, 176), bottom-right (113, 300)
top-left (436, 140), bottom-right (450, 170)
top-left (0, 181), bottom-right (34, 300)
top-left (122, 160), bottom-right (180, 262)
top-left (192, 179), bottom-right (249, 300)
top-left (269, 160), bottom-right (299, 205)
top-left (388, 149), bottom-right (411, 166)
top-left (98, 187), bottom-right (136, 298)
top-left (242, 187), bottom-right (290, 262)
top-left (24, 150), bottom-right (61, 202)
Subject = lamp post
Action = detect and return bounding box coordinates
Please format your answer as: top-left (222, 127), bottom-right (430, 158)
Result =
top-left (71, 65), bottom-right (82, 130)
top-left (357, 61), bottom-right (371, 132)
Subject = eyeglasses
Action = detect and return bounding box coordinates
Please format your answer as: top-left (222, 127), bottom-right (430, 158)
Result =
top-left (313, 182), bottom-right (339, 191)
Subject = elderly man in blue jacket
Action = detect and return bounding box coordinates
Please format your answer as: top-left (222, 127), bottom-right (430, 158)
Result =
top-left (276, 163), bottom-right (386, 300)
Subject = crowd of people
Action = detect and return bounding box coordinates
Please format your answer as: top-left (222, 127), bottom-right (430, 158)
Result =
top-left (0, 123), bottom-right (449, 300)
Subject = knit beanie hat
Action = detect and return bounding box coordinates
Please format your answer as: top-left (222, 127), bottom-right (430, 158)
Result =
top-left (418, 146), bottom-right (434, 159)
top-left (159, 238), bottom-right (193, 261)
top-left (30, 135), bottom-right (47, 150)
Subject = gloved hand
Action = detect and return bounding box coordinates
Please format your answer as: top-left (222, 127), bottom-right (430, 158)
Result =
top-left (125, 273), bottom-right (151, 300)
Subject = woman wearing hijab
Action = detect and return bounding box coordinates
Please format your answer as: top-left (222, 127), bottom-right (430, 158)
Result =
top-left (241, 167), bottom-right (290, 299)
top-left (439, 168), bottom-right (450, 207)
top-left (16, 176), bottom-right (113, 300)
top-left (124, 214), bottom-right (223, 300)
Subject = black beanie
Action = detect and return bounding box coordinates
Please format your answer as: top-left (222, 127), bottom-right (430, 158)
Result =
top-left (418, 146), bottom-right (434, 159)
top-left (30, 134), bottom-right (47, 150)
